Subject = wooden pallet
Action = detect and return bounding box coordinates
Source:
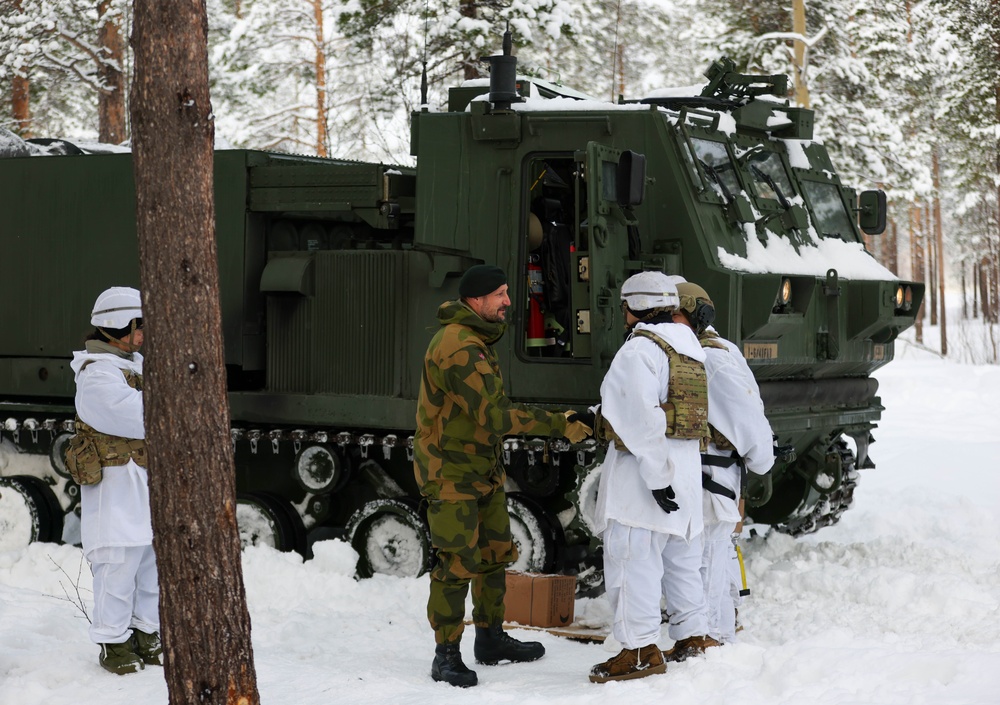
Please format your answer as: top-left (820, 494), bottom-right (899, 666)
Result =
top-left (465, 620), bottom-right (609, 643)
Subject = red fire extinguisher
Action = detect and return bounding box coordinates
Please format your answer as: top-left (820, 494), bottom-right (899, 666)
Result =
top-left (526, 255), bottom-right (551, 348)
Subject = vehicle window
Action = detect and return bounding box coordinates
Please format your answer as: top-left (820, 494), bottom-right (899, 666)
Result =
top-left (800, 180), bottom-right (856, 239)
top-left (745, 151), bottom-right (794, 205)
top-left (690, 138), bottom-right (741, 201)
top-left (678, 139), bottom-right (704, 190)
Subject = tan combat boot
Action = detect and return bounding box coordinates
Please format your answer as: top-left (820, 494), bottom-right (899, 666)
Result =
top-left (662, 634), bottom-right (721, 662)
top-left (589, 644), bottom-right (666, 683)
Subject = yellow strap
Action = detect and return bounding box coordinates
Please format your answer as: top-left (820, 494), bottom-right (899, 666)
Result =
top-left (736, 544), bottom-right (749, 592)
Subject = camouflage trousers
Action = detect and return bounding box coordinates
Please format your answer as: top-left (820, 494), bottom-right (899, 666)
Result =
top-left (425, 488), bottom-right (517, 644)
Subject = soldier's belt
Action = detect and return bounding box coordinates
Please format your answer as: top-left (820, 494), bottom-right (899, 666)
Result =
top-left (701, 472), bottom-right (737, 501)
top-left (701, 453), bottom-right (739, 468)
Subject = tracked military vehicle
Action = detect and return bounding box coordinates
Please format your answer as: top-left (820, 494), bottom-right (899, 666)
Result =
top-left (0, 35), bottom-right (922, 587)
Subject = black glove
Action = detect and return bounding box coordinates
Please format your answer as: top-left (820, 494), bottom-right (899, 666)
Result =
top-left (651, 486), bottom-right (678, 514)
top-left (565, 409), bottom-right (596, 431)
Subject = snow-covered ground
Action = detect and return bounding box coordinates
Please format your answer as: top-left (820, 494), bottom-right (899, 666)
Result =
top-left (1, 335), bottom-right (998, 705)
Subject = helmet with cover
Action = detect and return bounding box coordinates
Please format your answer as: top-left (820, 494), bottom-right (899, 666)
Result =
top-left (91, 286), bottom-right (142, 329)
top-left (620, 271), bottom-right (680, 320)
top-left (674, 280), bottom-right (716, 334)
top-left (91, 286), bottom-right (143, 344)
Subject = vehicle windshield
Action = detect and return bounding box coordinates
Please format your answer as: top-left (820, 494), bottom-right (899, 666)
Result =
top-left (800, 180), bottom-right (856, 239)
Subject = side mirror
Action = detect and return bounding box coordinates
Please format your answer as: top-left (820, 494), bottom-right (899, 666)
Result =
top-left (858, 189), bottom-right (887, 235)
top-left (616, 151), bottom-right (646, 207)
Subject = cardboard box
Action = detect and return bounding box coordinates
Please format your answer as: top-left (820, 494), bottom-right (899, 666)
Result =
top-left (504, 570), bottom-right (576, 628)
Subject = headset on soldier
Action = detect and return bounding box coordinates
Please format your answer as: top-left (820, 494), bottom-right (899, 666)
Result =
top-left (674, 282), bottom-right (716, 336)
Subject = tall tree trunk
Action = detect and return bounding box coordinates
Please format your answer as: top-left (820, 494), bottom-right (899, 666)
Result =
top-left (995, 6), bottom-right (1000, 326)
top-left (932, 146), bottom-right (946, 354)
top-left (460, 0), bottom-right (479, 80)
top-left (961, 259), bottom-right (967, 320)
top-left (910, 203), bottom-right (924, 343)
top-left (791, 0), bottom-right (810, 108)
top-left (991, 250), bottom-right (1000, 324)
top-left (97, 0), bottom-right (127, 144)
top-left (981, 258), bottom-right (992, 323)
top-left (12, 74), bottom-right (31, 138)
top-left (973, 260), bottom-right (980, 319)
top-left (130, 2), bottom-right (260, 704)
top-left (11, 0), bottom-right (31, 137)
top-left (312, 0), bottom-right (328, 157)
top-left (886, 214), bottom-right (898, 275)
top-left (922, 202), bottom-right (938, 326)
top-left (616, 43), bottom-right (625, 102)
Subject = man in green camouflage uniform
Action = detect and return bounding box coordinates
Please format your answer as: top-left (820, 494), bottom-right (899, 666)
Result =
top-left (414, 264), bottom-right (592, 688)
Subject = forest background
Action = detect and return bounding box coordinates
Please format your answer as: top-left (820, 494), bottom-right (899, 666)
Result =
top-left (2, 0), bottom-right (998, 361)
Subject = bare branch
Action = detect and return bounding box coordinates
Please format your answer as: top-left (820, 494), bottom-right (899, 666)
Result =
top-left (45, 553), bottom-right (92, 624)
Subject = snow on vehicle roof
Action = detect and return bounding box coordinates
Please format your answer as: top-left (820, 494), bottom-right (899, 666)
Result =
top-left (642, 84), bottom-right (708, 99)
top-left (0, 129), bottom-right (237, 157)
top-left (721, 229), bottom-right (898, 281)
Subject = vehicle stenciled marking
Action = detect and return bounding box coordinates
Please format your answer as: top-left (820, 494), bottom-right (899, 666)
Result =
top-left (743, 342), bottom-right (778, 360)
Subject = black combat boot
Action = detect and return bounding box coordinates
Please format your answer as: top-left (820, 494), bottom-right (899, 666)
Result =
top-left (431, 642), bottom-right (478, 688)
top-left (474, 624), bottom-right (545, 665)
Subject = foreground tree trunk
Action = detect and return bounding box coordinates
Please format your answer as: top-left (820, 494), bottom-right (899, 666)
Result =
top-left (130, 2), bottom-right (260, 704)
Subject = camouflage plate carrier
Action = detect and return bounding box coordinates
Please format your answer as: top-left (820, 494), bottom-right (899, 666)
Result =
top-left (598, 329), bottom-right (710, 452)
top-left (64, 368), bottom-right (146, 485)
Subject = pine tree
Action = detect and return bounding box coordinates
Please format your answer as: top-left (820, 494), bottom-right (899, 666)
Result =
top-left (131, 0), bottom-right (262, 700)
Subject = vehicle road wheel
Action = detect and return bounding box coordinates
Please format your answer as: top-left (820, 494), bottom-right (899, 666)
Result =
top-left (346, 497), bottom-right (433, 579)
top-left (507, 492), bottom-right (561, 573)
top-left (292, 444), bottom-right (345, 494)
top-left (0, 475), bottom-right (64, 548)
top-left (236, 492), bottom-right (307, 556)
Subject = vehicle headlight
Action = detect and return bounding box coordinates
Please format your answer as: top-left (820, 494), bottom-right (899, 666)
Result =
top-left (779, 278), bottom-right (792, 306)
top-left (894, 285), bottom-right (905, 309)
top-left (904, 285), bottom-right (913, 311)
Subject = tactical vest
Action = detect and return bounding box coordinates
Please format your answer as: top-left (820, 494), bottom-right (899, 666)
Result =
top-left (598, 329), bottom-right (709, 452)
top-left (697, 330), bottom-right (736, 451)
top-left (65, 367), bottom-right (147, 485)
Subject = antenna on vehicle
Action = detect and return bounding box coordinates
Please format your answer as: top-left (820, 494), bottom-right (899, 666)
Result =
top-left (419, 0), bottom-right (430, 110)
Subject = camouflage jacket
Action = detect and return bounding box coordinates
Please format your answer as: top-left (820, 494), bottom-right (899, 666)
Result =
top-left (414, 300), bottom-right (568, 501)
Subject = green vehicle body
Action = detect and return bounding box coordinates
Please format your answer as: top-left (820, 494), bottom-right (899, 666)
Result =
top-left (0, 49), bottom-right (922, 584)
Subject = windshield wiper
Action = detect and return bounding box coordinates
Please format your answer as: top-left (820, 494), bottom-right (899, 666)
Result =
top-left (699, 159), bottom-right (734, 203)
top-left (751, 164), bottom-right (791, 209)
